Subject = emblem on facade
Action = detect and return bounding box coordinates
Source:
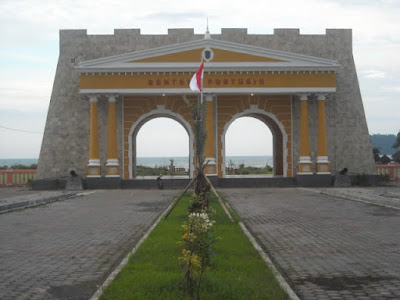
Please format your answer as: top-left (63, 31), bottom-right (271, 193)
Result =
top-left (202, 47), bottom-right (214, 62)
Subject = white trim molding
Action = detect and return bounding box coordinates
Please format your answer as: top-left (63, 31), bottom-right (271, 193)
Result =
top-left (106, 158), bottom-right (119, 166)
top-left (80, 87), bottom-right (336, 95)
top-left (205, 157), bottom-right (217, 165)
top-left (317, 156), bottom-right (329, 163)
top-left (88, 159), bottom-right (100, 166)
top-left (299, 156), bottom-right (312, 163)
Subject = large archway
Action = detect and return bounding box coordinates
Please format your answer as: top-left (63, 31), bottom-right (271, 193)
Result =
top-left (221, 108), bottom-right (288, 177)
top-left (225, 116), bottom-right (273, 175)
top-left (128, 108), bottom-right (194, 179)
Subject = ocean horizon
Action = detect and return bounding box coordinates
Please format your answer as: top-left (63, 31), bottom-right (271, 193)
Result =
top-left (0, 156), bottom-right (273, 169)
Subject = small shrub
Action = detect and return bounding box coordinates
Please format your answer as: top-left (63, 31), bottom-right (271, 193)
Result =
top-left (178, 210), bottom-right (216, 300)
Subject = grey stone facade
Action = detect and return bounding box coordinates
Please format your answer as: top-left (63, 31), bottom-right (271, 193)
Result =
top-left (36, 28), bottom-right (376, 179)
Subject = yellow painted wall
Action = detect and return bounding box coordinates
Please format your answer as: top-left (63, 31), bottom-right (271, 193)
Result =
top-left (122, 94), bottom-right (292, 179)
top-left (130, 48), bottom-right (285, 63)
top-left (205, 100), bottom-right (215, 159)
top-left (80, 72), bottom-right (336, 90)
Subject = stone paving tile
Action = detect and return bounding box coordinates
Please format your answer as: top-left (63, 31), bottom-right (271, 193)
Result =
top-left (0, 189), bottom-right (176, 300)
top-left (224, 187), bottom-right (400, 300)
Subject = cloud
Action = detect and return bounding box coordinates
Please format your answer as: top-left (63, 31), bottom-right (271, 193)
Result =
top-left (136, 118), bottom-right (189, 157)
top-left (226, 117), bottom-right (273, 156)
top-left (361, 70), bottom-right (386, 79)
top-left (0, 79), bottom-right (52, 112)
top-left (381, 86), bottom-right (400, 92)
top-left (0, 51), bottom-right (51, 63)
top-left (143, 11), bottom-right (206, 22)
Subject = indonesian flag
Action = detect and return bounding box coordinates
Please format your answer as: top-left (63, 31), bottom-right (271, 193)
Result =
top-left (189, 62), bottom-right (204, 92)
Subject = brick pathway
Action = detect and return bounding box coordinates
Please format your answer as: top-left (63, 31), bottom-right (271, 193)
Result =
top-left (224, 188), bottom-right (400, 299)
top-left (0, 190), bottom-right (176, 300)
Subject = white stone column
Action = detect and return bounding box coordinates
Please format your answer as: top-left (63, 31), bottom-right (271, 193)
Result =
top-left (317, 94), bottom-right (330, 174)
top-left (87, 95), bottom-right (101, 177)
top-left (105, 95), bottom-right (120, 177)
top-left (298, 94), bottom-right (312, 174)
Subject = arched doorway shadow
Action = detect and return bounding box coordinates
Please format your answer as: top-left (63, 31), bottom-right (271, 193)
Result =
top-left (128, 109), bottom-right (194, 179)
top-left (222, 109), bottom-right (288, 177)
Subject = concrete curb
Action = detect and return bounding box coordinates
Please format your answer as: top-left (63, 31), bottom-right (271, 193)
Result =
top-left (0, 192), bottom-right (88, 214)
top-left (89, 193), bottom-right (178, 300)
top-left (238, 222), bottom-right (300, 300)
top-left (301, 187), bottom-right (400, 210)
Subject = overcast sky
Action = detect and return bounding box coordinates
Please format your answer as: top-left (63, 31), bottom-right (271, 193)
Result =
top-left (0, 0), bottom-right (399, 158)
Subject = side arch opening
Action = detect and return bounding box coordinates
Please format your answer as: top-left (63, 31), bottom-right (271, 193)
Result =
top-left (221, 110), bottom-right (287, 177)
top-left (225, 116), bottom-right (274, 176)
top-left (128, 111), bottom-right (194, 179)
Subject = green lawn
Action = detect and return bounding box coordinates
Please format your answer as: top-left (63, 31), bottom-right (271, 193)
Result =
top-left (100, 193), bottom-right (289, 300)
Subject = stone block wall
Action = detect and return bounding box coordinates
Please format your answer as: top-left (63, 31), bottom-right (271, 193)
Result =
top-left (36, 28), bottom-right (376, 179)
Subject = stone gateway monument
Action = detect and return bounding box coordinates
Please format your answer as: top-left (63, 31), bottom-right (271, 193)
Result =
top-left (36, 27), bottom-right (376, 186)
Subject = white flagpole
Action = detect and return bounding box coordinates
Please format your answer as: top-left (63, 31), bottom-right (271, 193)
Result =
top-left (200, 68), bottom-right (204, 104)
top-left (201, 60), bottom-right (206, 104)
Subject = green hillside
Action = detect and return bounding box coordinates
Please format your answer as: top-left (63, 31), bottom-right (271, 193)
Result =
top-left (369, 134), bottom-right (396, 155)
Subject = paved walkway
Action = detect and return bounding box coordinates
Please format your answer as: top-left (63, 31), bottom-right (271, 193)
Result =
top-left (0, 189), bottom-right (176, 300)
top-left (224, 188), bottom-right (400, 299)
top-left (0, 187), bottom-right (79, 213)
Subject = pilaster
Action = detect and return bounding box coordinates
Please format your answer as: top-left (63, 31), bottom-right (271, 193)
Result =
top-left (204, 94), bottom-right (217, 176)
top-left (317, 94), bottom-right (330, 174)
top-left (297, 94), bottom-right (312, 175)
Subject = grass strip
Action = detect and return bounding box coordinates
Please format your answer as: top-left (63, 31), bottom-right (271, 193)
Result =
top-left (100, 193), bottom-right (289, 300)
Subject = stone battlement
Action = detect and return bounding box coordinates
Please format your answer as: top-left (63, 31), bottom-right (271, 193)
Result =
top-left (60, 27), bottom-right (351, 38)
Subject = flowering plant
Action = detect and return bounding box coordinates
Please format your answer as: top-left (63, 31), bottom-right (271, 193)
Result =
top-left (179, 210), bottom-right (215, 299)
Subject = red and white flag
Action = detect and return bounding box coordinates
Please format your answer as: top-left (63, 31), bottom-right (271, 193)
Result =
top-left (189, 62), bottom-right (204, 92)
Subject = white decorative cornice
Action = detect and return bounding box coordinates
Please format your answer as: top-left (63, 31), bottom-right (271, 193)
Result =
top-left (80, 87), bottom-right (336, 95)
top-left (75, 38), bottom-right (340, 74)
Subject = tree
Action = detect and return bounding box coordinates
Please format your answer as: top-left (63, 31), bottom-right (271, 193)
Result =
top-left (393, 151), bottom-right (400, 163)
top-left (393, 131), bottom-right (400, 149)
top-left (372, 147), bottom-right (381, 163)
top-left (184, 96), bottom-right (209, 208)
top-left (393, 131), bottom-right (400, 163)
top-left (381, 155), bottom-right (392, 165)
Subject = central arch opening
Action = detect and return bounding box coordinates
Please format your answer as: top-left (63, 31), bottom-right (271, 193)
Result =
top-left (225, 117), bottom-right (274, 177)
top-left (134, 117), bottom-right (190, 179)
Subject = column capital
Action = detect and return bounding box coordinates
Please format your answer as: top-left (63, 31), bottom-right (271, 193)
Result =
top-left (299, 94), bottom-right (309, 101)
top-left (88, 95), bottom-right (98, 103)
top-left (106, 94), bottom-right (118, 103)
top-left (204, 94), bottom-right (215, 102)
top-left (317, 94), bottom-right (326, 101)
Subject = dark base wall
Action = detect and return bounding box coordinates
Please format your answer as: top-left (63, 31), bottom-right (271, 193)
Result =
top-left (32, 174), bottom-right (380, 190)
top-left (296, 174), bottom-right (333, 187)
